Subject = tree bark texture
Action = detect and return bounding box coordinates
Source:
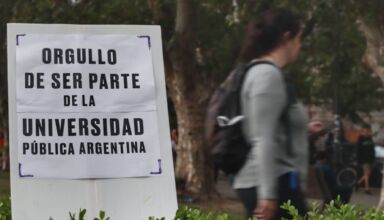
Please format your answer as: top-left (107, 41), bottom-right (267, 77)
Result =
top-left (166, 0), bottom-right (216, 196)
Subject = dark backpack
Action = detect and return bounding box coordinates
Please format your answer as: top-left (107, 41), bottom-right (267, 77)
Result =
top-left (205, 61), bottom-right (280, 175)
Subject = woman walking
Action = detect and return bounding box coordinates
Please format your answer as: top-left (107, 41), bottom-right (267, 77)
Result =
top-left (233, 8), bottom-right (310, 220)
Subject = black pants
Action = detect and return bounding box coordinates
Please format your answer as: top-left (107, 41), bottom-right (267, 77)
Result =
top-left (236, 172), bottom-right (307, 220)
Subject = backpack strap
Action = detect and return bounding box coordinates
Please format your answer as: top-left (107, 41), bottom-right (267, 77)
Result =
top-left (282, 79), bottom-right (297, 157)
top-left (236, 60), bottom-right (279, 110)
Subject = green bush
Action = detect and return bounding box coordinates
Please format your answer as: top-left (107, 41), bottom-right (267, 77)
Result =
top-left (52, 206), bottom-right (228, 220)
top-left (169, 206), bottom-right (228, 220)
top-left (281, 198), bottom-right (384, 220)
top-left (0, 198), bottom-right (11, 220)
top-left (3, 197), bottom-right (384, 219)
top-left (48, 209), bottom-right (110, 220)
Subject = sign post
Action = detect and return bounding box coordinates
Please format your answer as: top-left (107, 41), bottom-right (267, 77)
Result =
top-left (8, 24), bottom-right (177, 219)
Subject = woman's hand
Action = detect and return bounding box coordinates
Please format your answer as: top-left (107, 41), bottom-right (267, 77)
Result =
top-left (253, 199), bottom-right (277, 220)
top-left (308, 121), bottom-right (326, 142)
top-left (308, 121), bottom-right (324, 135)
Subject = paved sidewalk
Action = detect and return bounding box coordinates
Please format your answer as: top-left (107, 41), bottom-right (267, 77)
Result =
top-left (350, 188), bottom-right (380, 209)
top-left (215, 173), bottom-right (382, 209)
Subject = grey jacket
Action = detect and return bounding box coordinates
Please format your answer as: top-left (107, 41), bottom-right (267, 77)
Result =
top-left (233, 63), bottom-right (309, 199)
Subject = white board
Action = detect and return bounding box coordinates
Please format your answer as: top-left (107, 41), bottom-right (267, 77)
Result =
top-left (8, 24), bottom-right (177, 220)
top-left (16, 33), bottom-right (161, 179)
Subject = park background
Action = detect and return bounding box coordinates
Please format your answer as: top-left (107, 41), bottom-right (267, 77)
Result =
top-left (1, 0), bottom-right (384, 219)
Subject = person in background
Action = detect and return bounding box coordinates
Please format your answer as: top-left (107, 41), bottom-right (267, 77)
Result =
top-left (309, 121), bottom-right (352, 206)
top-left (233, 8), bottom-right (314, 220)
top-left (170, 128), bottom-right (178, 168)
top-left (308, 121), bottom-right (328, 164)
top-left (357, 124), bottom-right (375, 194)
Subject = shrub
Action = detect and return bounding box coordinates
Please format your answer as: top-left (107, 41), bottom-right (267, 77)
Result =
top-left (281, 197), bottom-right (384, 220)
top-left (0, 198), bottom-right (11, 220)
top-left (4, 197), bottom-right (384, 219)
top-left (48, 209), bottom-right (110, 220)
top-left (172, 206), bottom-right (228, 220)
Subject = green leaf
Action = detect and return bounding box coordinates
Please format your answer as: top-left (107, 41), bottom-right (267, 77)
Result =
top-left (69, 212), bottom-right (75, 220)
top-left (99, 210), bottom-right (105, 219)
top-left (79, 208), bottom-right (86, 220)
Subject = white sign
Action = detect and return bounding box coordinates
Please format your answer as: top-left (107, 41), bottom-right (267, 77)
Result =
top-left (16, 34), bottom-right (161, 178)
top-left (8, 24), bottom-right (177, 220)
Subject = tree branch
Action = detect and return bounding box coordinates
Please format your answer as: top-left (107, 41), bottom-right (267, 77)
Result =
top-left (357, 18), bottom-right (384, 83)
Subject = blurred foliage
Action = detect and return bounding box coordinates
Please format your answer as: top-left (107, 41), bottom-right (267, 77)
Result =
top-left (195, 1), bottom-right (245, 83)
top-left (12, 0), bottom-right (152, 24)
top-left (279, 0), bottom-right (384, 121)
top-left (0, 1), bottom-right (16, 128)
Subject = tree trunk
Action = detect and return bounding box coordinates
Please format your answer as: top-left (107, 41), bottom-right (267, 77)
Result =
top-left (171, 86), bottom-right (214, 196)
top-left (166, 0), bottom-right (215, 197)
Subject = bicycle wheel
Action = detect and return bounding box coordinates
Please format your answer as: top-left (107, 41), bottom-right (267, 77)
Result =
top-left (336, 167), bottom-right (358, 188)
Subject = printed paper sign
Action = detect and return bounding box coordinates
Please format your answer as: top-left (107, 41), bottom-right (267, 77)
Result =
top-left (15, 34), bottom-right (161, 178)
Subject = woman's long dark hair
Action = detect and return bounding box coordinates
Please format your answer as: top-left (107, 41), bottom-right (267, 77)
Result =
top-left (240, 8), bottom-right (301, 61)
